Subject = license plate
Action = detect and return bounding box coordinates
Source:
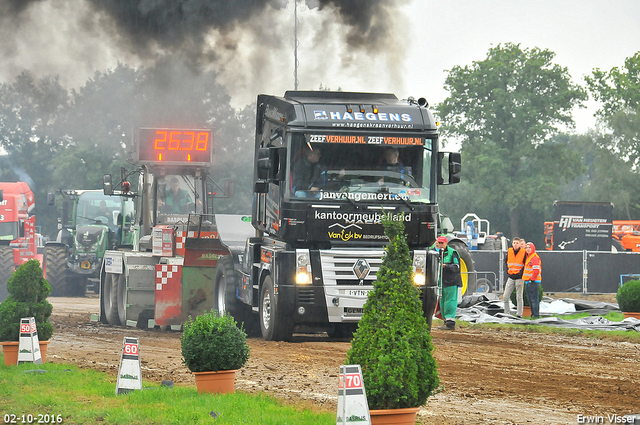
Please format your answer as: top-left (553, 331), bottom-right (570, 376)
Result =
top-left (345, 307), bottom-right (363, 315)
top-left (347, 290), bottom-right (369, 297)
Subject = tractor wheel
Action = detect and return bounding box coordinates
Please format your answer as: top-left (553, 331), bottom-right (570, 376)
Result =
top-left (67, 276), bottom-right (87, 297)
top-left (102, 272), bottom-right (120, 325)
top-left (214, 257), bottom-right (260, 337)
top-left (44, 245), bottom-right (69, 296)
top-left (0, 246), bottom-right (14, 302)
top-left (259, 275), bottom-right (294, 341)
top-left (116, 273), bottom-right (127, 326)
top-left (448, 240), bottom-right (475, 297)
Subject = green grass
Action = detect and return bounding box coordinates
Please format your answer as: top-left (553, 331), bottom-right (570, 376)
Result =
top-left (0, 361), bottom-right (335, 425)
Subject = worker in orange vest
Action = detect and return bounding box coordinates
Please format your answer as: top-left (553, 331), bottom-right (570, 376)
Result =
top-left (503, 237), bottom-right (526, 317)
top-left (523, 242), bottom-right (542, 318)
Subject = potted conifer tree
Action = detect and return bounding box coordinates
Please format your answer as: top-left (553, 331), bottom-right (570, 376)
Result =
top-left (181, 310), bottom-right (250, 393)
top-left (346, 214), bottom-right (439, 424)
top-left (0, 260), bottom-right (54, 365)
top-left (616, 279), bottom-right (640, 319)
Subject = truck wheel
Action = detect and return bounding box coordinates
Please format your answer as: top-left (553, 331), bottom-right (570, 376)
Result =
top-left (612, 239), bottom-right (623, 253)
top-left (448, 240), bottom-right (475, 297)
top-left (259, 275), bottom-right (294, 341)
top-left (44, 245), bottom-right (69, 296)
top-left (116, 273), bottom-right (127, 326)
top-left (214, 258), bottom-right (260, 337)
top-left (0, 246), bottom-right (14, 302)
top-left (103, 272), bottom-right (120, 325)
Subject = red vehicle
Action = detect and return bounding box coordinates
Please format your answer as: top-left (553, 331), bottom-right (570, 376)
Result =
top-left (612, 220), bottom-right (640, 252)
top-left (0, 182), bottom-right (43, 301)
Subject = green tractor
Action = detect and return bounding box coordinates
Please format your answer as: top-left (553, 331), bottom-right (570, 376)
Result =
top-left (44, 190), bottom-right (137, 296)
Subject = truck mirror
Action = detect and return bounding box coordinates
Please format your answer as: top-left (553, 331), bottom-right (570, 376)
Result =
top-left (441, 216), bottom-right (454, 234)
top-left (47, 192), bottom-right (55, 206)
top-left (437, 152), bottom-right (462, 185)
top-left (103, 174), bottom-right (113, 196)
top-left (256, 148), bottom-right (272, 180)
top-left (225, 179), bottom-right (235, 198)
top-left (449, 152), bottom-right (461, 184)
top-left (254, 181), bottom-right (269, 193)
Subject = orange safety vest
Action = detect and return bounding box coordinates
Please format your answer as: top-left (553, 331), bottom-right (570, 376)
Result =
top-left (506, 247), bottom-right (526, 275)
top-left (522, 253), bottom-right (541, 282)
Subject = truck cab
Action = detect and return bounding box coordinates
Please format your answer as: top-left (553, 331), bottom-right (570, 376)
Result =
top-left (215, 91), bottom-right (461, 341)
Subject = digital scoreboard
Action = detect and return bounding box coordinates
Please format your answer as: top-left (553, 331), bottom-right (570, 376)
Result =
top-left (136, 127), bottom-right (213, 166)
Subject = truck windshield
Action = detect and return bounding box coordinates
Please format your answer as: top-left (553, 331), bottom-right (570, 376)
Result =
top-left (288, 133), bottom-right (434, 202)
top-left (0, 222), bottom-right (19, 241)
top-left (76, 192), bottom-right (122, 230)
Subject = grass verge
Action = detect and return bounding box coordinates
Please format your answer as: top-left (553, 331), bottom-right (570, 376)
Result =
top-left (0, 361), bottom-right (335, 425)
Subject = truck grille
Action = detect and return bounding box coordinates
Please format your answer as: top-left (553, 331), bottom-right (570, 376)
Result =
top-left (319, 249), bottom-right (384, 286)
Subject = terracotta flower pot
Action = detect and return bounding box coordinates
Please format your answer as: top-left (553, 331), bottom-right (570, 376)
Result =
top-left (1, 340), bottom-right (50, 366)
top-left (1, 341), bottom-right (19, 366)
top-left (522, 306), bottom-right (531, 318)
top-left (369, 407), bottom-right (420, 425)
top-left (193, 369), bottom-right (237, 394)
top-left (622, 311), bottom-right (640, 320)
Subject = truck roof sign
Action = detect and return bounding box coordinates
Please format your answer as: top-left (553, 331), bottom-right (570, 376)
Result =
top-left (134, 127), bottom-right (213, 166)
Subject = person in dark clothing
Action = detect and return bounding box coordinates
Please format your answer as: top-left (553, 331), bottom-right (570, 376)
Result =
top-left (503, 237), bottom-right (526, 317)
top-left (293, 146), bottom-right (324, 195)
top-left (435, 236), bottom-right (463, 330)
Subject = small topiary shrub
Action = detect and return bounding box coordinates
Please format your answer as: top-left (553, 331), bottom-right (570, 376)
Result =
top-left (510, 283), bottom-right (544, 307)
top-left (616, 279), bottom-right (640, 313)
top-left (181, 310), bottom-right (250, 373)
top-left (346, 214), bottom-right (439, 410)
top-left (0, 260), bottom-right (53, 341)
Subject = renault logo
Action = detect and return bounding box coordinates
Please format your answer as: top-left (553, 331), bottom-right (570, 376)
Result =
top-left (353, 259), bottom-right (371, 281)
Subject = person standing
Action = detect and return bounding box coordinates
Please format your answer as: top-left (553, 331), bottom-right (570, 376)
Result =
top-left (503, 237), bottom-right (526, 317)
top-left (435, 236), bottom-right (463, 330)
top-left (523, 242), bottom-right (542, 318)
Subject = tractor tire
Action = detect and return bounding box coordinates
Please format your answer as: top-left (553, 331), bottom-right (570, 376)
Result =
top-left (67, 276), bottom-right (87, 297)
top-left (448, 240), bottom-right (475, 297)
top-left (259, 275), bottom-right (294, 341)
top-left (214, 257), bottom-right (260, 337)
top-left (116, 273), bottom-right (127, 326)
top-left (44, 245), bottom-right (69, 297)
top-left (102, 272), bottom-right (120, 325)
top-left (0, 246), bottom-right (14, 302)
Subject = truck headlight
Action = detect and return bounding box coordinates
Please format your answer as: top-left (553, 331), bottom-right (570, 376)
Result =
top-left (412, 250), bottom-right (427, 286)
top-left (295, 249), bottom-right (312, 285)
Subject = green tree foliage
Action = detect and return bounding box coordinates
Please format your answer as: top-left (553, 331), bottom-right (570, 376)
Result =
top-left (0, 57), bottom-right (256, 238)
top-left (346, 214), bottom-right (439, 410)
top-left (0, 259), bottom-right (53, 341)
top-left (585, 52), bottom-right (640, 168)
top-left (437, 43), bottom-right (587, 238)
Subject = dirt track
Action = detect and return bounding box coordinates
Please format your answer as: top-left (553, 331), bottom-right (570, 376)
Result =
top-left (45, 295), bottom-right (639, 425)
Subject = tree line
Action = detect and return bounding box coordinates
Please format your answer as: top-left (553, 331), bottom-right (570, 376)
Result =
top-left (0, 45), bottom-right (638, 245)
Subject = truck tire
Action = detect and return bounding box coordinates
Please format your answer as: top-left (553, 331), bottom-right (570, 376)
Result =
top-left (44, 245), bottom-right (69, 296)
top-left (103, 272), bottom-right (120, 325)
top-left (116, 273), bottom-right (127, 326)
top-left (214, 258), bottom-right (260, 337)
top-left (259, 275), bottom-right (294, 341)
top-left (448, 240), bottom-right (475, 297)
top-left (612, 239), bottom-right (624, 253)
top-left (0, 246), bottom-right (14, 302)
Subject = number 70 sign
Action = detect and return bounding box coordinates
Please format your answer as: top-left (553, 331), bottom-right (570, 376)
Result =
top-left (339, 372), bottom-right (363, 389)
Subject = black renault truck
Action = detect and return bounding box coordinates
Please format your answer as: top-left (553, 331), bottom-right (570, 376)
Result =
top-left (214, 91), bottom-right (461, 341)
